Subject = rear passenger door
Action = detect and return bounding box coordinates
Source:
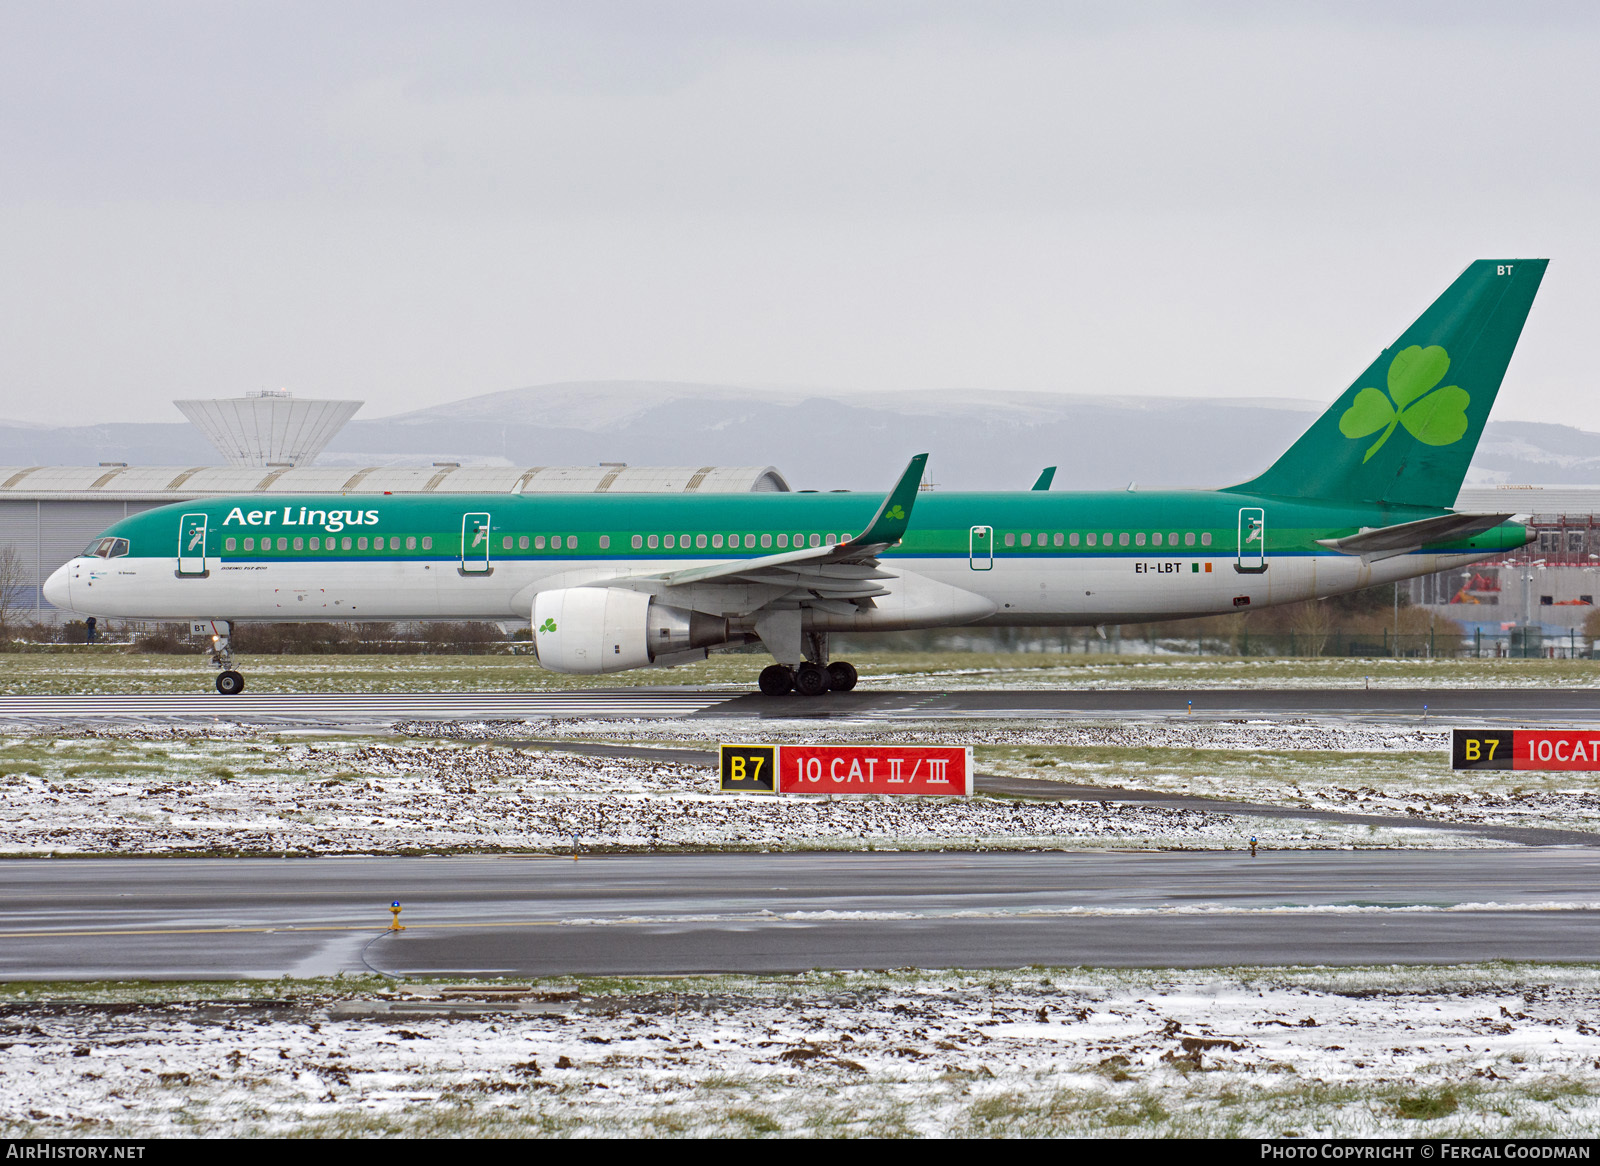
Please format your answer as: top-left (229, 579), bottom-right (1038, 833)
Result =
top-left (969, 525), bottom-right (993, 571)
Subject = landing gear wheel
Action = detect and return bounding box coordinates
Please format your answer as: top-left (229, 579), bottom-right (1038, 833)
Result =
top-left (794, 661), bottom-right (832, 697)
top-left (826, 661), bottom-right (858, 692)
top-left (215, 670), bottom-right (245, 696)
top-left (758, 664), bottom-right (795, 695)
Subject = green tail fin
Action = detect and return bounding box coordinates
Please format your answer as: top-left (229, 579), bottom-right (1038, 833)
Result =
top-left (1232, 259), bottom-right (1547, 508)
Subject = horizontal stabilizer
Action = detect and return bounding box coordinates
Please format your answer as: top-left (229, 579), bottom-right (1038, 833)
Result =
top-left (1315, 512), bottom-right (1519, 562)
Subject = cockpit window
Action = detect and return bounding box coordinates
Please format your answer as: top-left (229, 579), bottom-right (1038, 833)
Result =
top-left (84, 537), bottom-right (130, 559)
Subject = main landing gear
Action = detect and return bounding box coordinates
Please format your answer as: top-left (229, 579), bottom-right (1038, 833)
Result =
top-left (757, 659), bottom-right (858, 697)
top-left (207, 623), bottom-right (246, 695)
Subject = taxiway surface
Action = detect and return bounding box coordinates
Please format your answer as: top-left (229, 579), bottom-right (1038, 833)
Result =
top-left (1, 686), bottom-right (1598, 726)
top-left (5, 850), bottom-right (1600, 979)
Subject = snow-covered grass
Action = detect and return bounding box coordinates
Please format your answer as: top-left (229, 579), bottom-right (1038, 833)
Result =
top-left (5, 964), bottom-right (1600, 1137)
top-left (0, 725), bottom-right (1505, 856)
top-left (429, 716), bottom-right (1600, 839)
top-left (5, 651), bottom-right (1600, 695)
top-left (3, 719), bottom-right (1523, 857)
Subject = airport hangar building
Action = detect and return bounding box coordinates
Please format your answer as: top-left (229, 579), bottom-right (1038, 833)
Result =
top-left (0, 391), bottom-right (789, 625)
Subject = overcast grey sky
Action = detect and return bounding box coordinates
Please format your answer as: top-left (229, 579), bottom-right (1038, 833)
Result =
top-left (2, 2), bottom-right (1597, 428)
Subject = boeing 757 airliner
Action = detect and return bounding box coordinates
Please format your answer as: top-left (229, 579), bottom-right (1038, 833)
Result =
top-left (47, 260), bottom-right (1544, 695)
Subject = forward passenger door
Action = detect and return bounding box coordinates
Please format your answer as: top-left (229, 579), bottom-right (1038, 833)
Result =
top-left (461, 512), bottom-right (493, 575)
top-left (177, 513), bottom-right (208, 577)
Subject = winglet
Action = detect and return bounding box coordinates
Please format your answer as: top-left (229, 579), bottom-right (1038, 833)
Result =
top-left (849, 454), bottom-right (927, 549)
top-left (1032, 467), bottom-right (1056, 491)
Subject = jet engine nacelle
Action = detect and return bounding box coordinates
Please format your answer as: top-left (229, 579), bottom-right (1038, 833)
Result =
top-left (531, 587), bottom-right (730, 674)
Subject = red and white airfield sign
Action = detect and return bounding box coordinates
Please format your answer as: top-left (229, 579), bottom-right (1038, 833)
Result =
top-left (719, 744), bottom-right (973, 796)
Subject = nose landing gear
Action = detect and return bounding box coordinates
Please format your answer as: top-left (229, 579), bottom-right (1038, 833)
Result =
top-left (205, 622), bottom-right (245, 695)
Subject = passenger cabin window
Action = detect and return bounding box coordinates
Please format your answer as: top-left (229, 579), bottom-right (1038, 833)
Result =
top-left (536, 536), bottom-right (547, 550)
top-left (695, 534), bottom-right (706, 549)
top-left (1200, 532), bottom-right (1212, 546)
top-left (631, 535), bottom-right (643, 549)
top-left (293, 537), bottom-right (304, 550)
top-left (1086, 533), bottom-right (1095, 546)
top-left (712, 534), bottom-right (724, 548)
top-left (777, 534), bottom-right (788, 548)
top-left (244, 537), bottom-right (255, 551)
top-left (1004, 533), bottom-right (1016, 547)
top-left (760, 534), bottom-right (772, 549)
top-left (664, 535), bottom-right (675, 549)
top-left (225, 538), bottom-right (236, 552)
top-left (1184, 532), bottom-right (1196, 546)
top-left (599, 536), bottom-right (610, 550)
top-left (1054, 533), bottom-right (1064, 547)
top-left (1151, 533), bottom-right (1161, 546)
top-left (1135, 533), bottom-right (1146, 546)
top-left (1119, 533), bottom-right (1130, 547)
top-left (310, 537), bottom-right (321, 550)
top-left (1069, 533), bottom-right (1079, 547)
top-left (406, 537), bottom-right (416, 550)
top-left (421, 536), bottom-right (432, 550)
top-left (1020, 533), bottom-right (1031, 547)
top-left (567, 536), bottom-right (577, 550)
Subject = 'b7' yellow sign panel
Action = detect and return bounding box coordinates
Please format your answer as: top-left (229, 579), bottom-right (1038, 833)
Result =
top-left (720, 745), bottom-right (777, 792)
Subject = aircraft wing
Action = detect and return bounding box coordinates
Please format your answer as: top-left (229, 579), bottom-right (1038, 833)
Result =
top-left (1314, 512), bottom-right (1517, 562)
top-left (597, 454), bottom-right (927, 613)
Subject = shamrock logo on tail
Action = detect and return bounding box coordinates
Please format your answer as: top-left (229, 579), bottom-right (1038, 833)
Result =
top-left (538, 618), bottom-right (558, 634)
top-left (1338, 345), bottom-right (1471, 462)
top-left (886, 504), bottom-right (906, 521)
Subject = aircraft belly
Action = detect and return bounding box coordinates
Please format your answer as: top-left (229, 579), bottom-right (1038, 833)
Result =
top-left (904, 553), bottom-right (1473, 626)
top-left (68, 558), bottom-right (506, 622)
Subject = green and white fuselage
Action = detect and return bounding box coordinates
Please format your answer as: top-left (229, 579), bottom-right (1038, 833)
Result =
top-left (44, 258), bottom-right (1548, 687)
top-left (47, 486), bottom-right (1530, 630)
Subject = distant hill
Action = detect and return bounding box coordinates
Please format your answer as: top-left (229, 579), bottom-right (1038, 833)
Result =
top-left (3, 381), bottom-right (1600, 492)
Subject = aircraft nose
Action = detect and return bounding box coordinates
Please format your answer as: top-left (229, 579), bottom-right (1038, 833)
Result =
top-left (42, 562), bottom-right (73, 611)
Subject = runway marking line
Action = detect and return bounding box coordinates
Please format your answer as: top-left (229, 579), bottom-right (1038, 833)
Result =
top-left (0, 920), bottom-right (567, 940)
